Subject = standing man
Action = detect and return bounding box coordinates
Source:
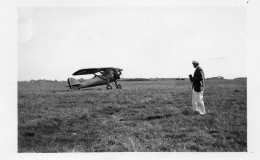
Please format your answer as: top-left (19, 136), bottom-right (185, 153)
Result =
top-left (189, 60), bottom-right (206, 115)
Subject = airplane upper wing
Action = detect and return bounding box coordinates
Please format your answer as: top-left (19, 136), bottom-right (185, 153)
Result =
top-left (72, 67), bottom-right (123, 76)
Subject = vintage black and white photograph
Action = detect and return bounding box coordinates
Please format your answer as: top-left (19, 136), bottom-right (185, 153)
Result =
top-left (17, 6), bottom-right (247, 153)
top-left (3, 0), bottom-right (260, 159)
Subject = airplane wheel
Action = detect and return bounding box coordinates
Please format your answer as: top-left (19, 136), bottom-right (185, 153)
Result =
top-left (73, 86), bottom-right (80, 90)
top-left (106, 85), bottom-right (112, 90)
top-left (116, 84), bottom-right (122, 89)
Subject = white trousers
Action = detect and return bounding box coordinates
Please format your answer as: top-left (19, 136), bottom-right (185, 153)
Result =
top-left (192, 89), bottom-right (206, 114)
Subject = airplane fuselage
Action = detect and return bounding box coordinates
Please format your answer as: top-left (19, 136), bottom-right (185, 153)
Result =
top-left (78, 75), bottom-right (107, 88)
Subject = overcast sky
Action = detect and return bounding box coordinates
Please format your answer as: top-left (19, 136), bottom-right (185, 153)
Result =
top-left (18, 7), bottom-right (246, 81)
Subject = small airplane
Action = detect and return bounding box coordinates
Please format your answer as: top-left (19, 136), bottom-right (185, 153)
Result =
top-left (67, 67), bottom-right (123, 90)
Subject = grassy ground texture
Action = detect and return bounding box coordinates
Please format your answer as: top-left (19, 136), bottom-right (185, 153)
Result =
top-left (18, 79), bottom-right (247, 152)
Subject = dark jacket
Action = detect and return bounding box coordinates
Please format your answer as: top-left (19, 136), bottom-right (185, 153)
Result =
top-left (191, 66), bottom-right (205, 92)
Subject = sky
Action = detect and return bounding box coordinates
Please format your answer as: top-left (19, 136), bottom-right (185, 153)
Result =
top-left (18, 7), bottom-right (247, 81)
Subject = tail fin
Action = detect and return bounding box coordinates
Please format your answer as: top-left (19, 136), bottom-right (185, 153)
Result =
top-left (67, 78), bottom-right (80, 89)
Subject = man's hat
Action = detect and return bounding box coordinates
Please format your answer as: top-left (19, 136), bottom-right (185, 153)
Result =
top-left (192, 60), bottom-right (199, 64)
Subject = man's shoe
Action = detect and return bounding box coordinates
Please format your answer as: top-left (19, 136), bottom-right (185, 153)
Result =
top-left (194, 111), bottom-right (200, 115)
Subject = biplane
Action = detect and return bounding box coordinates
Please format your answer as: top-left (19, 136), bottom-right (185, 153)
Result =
top-left (67, 67), bottom-right (123, 90)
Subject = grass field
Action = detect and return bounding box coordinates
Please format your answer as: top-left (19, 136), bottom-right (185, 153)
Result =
top-left (18, 79), bottom-right (247, 152)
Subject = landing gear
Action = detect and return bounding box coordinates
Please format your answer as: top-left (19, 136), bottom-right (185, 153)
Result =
top-left (106, 81), bottom-right (122, 90)
top-left (113, 80), bottom-right (122, 89)
top-left (116, 84), bottom-right (122, 89)
top-left (72, 86), bottom-right (80, 90)
top-left (106, 85), bottom-right (112, 90)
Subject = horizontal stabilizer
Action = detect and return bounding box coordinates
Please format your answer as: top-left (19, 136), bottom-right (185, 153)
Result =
top-left (66, 84), bottom-right (79, 87)
top-left (67, 78), bottom-right (80, 89)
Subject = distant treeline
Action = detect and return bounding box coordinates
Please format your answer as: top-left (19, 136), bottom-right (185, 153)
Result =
top-left (19, 78), bottom-right (188, 83)
top-left (206, 76), bottom-right (224, 80)
top-left (234, 77), bottom-right (247, 79)
top-left (19, 79), bottom-right (59, 83)
top-left (206, 77), bottom-right (247, 80)
top-left (120, 78), bottom-right (187, 81)
top-left (234, 77), bottom-right (247, 81)
top-left (18, 77), bottom-right (246, 83)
